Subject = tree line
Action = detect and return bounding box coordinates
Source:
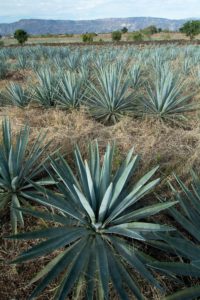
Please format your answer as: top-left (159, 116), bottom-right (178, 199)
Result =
top-left (1, 20), bottom-right (200, 46)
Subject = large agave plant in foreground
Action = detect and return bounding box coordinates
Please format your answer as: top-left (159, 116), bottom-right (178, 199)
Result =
top-left (9, 143), bottom-right (177, 299)
top-left (0, 119), bottom-right (54, 233)
top-left (149, 172), bottom-right (200, 299)
top-left (138, 69), bottom-right (195, 121)
top-left (88, 64), bottom-right (135, 124)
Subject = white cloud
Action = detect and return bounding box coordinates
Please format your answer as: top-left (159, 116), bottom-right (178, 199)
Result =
top-left (0, 0), bottom-right (200, 23)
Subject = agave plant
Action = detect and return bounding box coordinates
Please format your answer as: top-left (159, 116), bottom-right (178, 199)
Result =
top-left (33, 68), bottom-right (59, 107)
top-left (149, 172), bottom-right (200, 299)
top-left (52, 56), bottom-right (65, 70)
top-left (17, 54), bottom-right (29, 70)
top-left (193, 66), bottom-right (200, 87)
top-left (0, 61), bottom-right (9, 79)
top-left (30, 60), bottom-right (40, 72)
top-left (57, 71), bottom-right (86, 109)
top-left (65, 52), bottom-right (80, 70)
top-left (182, 57), bottom-right (192, 76)
top-left (129, 64), bottom-right (144, 89)
top-left (0, 119), bottom-right (54, 233)
top-left (8, 142), bottom-right (177, 299)
top-left (6, 82), bottom-right (31, 107)
top-left (137, 68), bottom-right (196, 121)
top-left (88, 64), bottom-right (135, 123)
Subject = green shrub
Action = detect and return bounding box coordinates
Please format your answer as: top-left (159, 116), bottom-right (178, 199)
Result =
top-left (132, 32), bottom-right (144, 41)
top-left (142, 26), bottom-right (158, 35)
top-left (82, 33), bottom-right (94, 43)
top-left (112, 31), bottom-right (122, 42)
top-left (180, 20), bottom-right (200, 40)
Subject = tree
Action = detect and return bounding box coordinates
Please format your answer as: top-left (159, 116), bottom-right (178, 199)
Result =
top-left (112, 30), bottom-right (122, 42)
top-left (121, 27), bottom-right (128, 33)
top-left (180, 20), bottom-right (200, 40)
top-left (14, 29), bottom-right (28, 45)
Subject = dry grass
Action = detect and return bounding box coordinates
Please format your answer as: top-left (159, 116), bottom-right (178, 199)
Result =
top-left (0, 106), bottom-right (199, 180)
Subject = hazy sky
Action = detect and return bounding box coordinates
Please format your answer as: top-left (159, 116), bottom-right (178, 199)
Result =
top-left (1, 0), bottom-right (200, 23)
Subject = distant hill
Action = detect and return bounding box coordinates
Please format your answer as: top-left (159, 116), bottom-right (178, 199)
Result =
top-left (0, 17), bottom-right (192, 36)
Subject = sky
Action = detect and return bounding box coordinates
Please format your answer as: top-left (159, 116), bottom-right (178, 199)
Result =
top-left (1, 0), bottom-right (200, 23)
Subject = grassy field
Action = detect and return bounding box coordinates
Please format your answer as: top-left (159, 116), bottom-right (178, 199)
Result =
top-left (1, 44), bottom-right (200, 300)
top-left (2, 32), bottom-right (200, 46)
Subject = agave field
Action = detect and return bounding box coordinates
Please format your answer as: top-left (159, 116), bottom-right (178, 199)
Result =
top-left (1, 44), bottom-right (200, 299)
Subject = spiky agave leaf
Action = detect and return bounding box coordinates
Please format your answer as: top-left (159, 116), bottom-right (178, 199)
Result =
top-left (137, 68), bottom-right (196, 121)
top-left (57, 71), bottom-right (86, 109)
top-left (87, 64), bottom-right (135, 124)
top-left (149, 172), bottom-right (200, 298)
top-left (65, 52), bottom-right (80, 71)
top-left (6, 82), bottom-right (31, 107)
top-left (8, 142), bottom-right (177, 299)
top-left (33, 68), bottom-right (60, 107)
top-left (163, 285), bottom-right (200, 300)
top-left (16, 54), bottom-right (29, 70)
top-left (0, 118), bottom-right (55, 233)
top-left (129, 64), bottom-right (144, 89)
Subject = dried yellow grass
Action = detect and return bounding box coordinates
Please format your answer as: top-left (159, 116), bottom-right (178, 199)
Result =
top-left (0, 106), bottom-right (199, 182)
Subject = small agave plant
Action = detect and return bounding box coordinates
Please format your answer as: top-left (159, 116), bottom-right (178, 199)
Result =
top-left (33, 68), bottom-right (59, 107)
top-left (57, 71), bottom-right (86, 109)
top-left (6, 82), bottom-right (31, 107)
top-left (0, 119), bottom-right (55, 233)
top-left (17, 54), bottom-right (29, 70)
top-left (138, 68), bottom-right (195, 121)
top-left (129, 64), bottom-right (144, 89)
top-left (8, 142), bottom-right (177, 299)
top-left (0, 60), bottom-right (9, 79)
top-left (88, 64), bottom-right (135, 124)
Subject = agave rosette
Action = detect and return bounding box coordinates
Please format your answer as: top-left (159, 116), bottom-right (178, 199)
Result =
top-left (8, 142), bottom-right (177, 299)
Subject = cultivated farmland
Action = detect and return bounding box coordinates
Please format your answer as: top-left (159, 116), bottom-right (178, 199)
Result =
top-left (1, 44), bottom-right (200, 299)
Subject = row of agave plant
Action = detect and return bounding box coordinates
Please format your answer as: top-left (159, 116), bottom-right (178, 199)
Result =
top-left (2, 44), bottom-right (200, 72)
top-left (1, 118), bottom-right (200, 299)
top-left (0, 62), bottom-right (198, 123)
